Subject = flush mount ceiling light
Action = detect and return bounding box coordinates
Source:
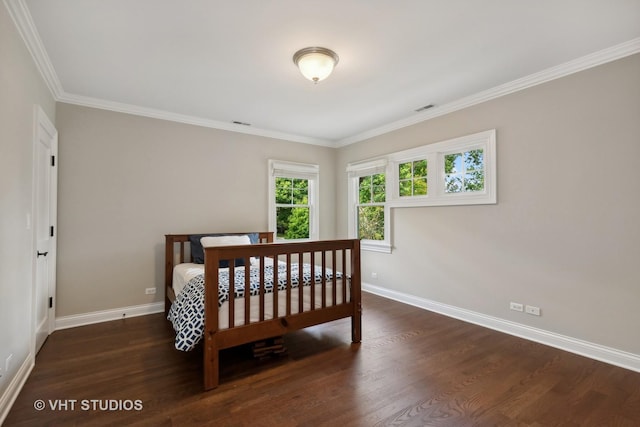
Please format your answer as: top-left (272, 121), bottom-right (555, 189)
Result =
top-left (293, 47), bottom-right (339, 83)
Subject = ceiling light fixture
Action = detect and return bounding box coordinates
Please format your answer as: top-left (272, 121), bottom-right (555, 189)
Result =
top-left (293, 47), bottom-right (339, 83)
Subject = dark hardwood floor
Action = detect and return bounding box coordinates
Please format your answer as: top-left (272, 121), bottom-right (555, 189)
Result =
top-left (5, 292), bottom-right (640, 426)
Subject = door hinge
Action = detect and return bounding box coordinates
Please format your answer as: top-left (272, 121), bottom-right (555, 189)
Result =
top-left (51, 155), bottom-right (56, 167)
top-left (49, 297), bottom-right (53, 308)
top-left (50, 226), bottom-right (54, 237)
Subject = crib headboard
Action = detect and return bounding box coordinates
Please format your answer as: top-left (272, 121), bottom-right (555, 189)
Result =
top-left (164, 231), bottom-right (274, 312)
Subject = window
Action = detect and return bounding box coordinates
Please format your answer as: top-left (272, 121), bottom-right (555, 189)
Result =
top-left (388, 129), bottom-right (496, 207)
top-left (444, 149), bottom-right (484, 193)
top-left (269, 160), bottom-right (319, 241)
top-left (347, 130), bottom-right (496, 252)
top-left (398, 159), bottom-right (428, 197)
top-left (275, 177), bottom-right (310, 239)
top-left (357, 173), bottom-right (385, 240)
top-left (347, 159), bottom-right (390, 253)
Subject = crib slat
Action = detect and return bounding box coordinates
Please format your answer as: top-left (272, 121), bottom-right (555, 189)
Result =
top-left (228, 262), bottom-right (235, 328)
top-left (272, 253), bottom-right (278, 318)
top-left (342, 249), bottom-right (347, 303)
top-left (286, 253), bottom-right (292, 316)
top-left (298, 252), bottom-right (304, 314)
top-left (310, 252), bottom-right (316, 310)
top-left (259, 256), bottom-right (265, 322)
top-left (321, 251), bottom-right (327, 308)
top-left (332, 249), bottom-right (337, 306)
top-left (244, 262), bottom-right (251, 325)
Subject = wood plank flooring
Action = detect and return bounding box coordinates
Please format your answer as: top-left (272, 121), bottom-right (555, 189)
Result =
top-left (5, 292), bottom-right (640, 426)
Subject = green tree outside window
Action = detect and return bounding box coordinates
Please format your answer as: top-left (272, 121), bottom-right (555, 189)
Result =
top-left (399, 159), bottom-right (427, 197)
top-left (444, 149), bottom-right (484, 193)
top-left (357, 173), bottom-right (385, 240)
top-left (275, 177), bottom-right (310, 239)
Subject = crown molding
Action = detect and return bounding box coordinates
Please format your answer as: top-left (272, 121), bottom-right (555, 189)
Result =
top-left (6, 0), bottom-right (639, 148)
top-left (3, 0), bottom-right (64, 98)
top-left (56, 92), bottom-right (335, 147)
top-left (335, 37), bottom-right (640, 147)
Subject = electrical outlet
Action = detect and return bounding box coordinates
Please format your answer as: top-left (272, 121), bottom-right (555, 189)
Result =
top-left (371, 272), bottom-right (378, 279)
top-left (510, 302), bottom-right (524, 312)
top-left (525, 305), bottom-right (541, 316)
top-left (145, 287), bottom-right (156, 295)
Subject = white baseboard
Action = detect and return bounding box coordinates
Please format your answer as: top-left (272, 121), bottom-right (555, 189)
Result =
top-left (55, 302), bottom-right (165, 330)
top-left (0, 353), bottom-right (34, 426)
top-left (363, 282), bottom-right (640, 373)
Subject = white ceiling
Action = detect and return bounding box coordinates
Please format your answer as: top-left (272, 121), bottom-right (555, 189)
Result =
top-left (12, 0), bottom-right (640, 146)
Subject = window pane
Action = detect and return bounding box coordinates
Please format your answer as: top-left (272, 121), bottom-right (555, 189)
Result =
top-left (292, 179), bottom-right (308, 204)
top-left (465, 149), bottom-right (484, 170)
top-left (372, 173), bottom-right (386, 187)
top-left (359, 176), bottom-right (372, 204)
top-left (292, 189), bottom-right (308, 204)
top-left (358, 206), bottom-right (384, 241)
top-left (399, 162), bottom-right (412, 180)
top-left (276, 207), bottom-right (309, 239)
top-left (399, 180), bottom-right (412, 197)
top-left (372, 185), bottom-right (385, 202)
top-left (372, 174), bottom-right (385, 202)
top-left (413, 160), bottom-right (427, 178)
top-left (297, 178), bottom-right (307, 186)
top-left (413, 178), bottom-right (427, 195)
top-left (444, 153), bottom-right (461, 174)
top-left (275, 177), bottom-right (292, 203)
top-left (464, 171), bottom-right (484, 192)
top-left (293, 179), bottom-right (308, 191)
top-left (445, 175), bottom-right (463, 193)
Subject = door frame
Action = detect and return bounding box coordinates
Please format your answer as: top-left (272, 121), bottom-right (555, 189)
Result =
top-left (31, 105), bottom-right (58, 354)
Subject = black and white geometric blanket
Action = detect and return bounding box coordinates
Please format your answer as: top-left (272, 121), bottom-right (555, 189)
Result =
top-left (167, 263), bottom-right (342, 351)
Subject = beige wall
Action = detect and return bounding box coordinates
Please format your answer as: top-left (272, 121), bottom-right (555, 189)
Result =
top-left (54, 104), bottom-right (337, 316)
top-left (0, 4), bottom-right (56, 399)
top-left (336, 53), bottom-right (640, 355)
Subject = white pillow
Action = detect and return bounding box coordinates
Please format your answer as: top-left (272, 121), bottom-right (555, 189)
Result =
top-left (200, 235), bottom-right (266, 267)
top-left (200, 234), bottom-right (251, 248)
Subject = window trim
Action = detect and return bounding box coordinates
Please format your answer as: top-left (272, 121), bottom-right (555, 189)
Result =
top-left (268, 159), bottom-right (319, 242)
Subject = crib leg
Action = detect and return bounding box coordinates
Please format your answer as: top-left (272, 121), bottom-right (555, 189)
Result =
top-left (352, 302), bottom-right (362, 343)
top-left (204, 339), bottom-right (219, 390)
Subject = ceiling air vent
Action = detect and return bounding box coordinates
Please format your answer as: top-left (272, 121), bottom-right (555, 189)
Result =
top-left (415, 104), bottom-right (435, 112)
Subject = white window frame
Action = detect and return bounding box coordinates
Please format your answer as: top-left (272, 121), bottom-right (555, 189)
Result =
top-left (347, 130), bottom-right (496, 253)
top-left (268, 159), bottom-right (319, 242)
top-left (388, 129), bottom-right (496, 207)
top-left (347, 159), bottom-right (391, 253)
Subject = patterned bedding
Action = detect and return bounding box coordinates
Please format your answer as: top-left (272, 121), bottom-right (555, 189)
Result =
top-left (167, 263), bottom-right (342, 351)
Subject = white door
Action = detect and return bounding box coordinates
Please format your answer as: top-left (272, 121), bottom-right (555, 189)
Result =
top-left (33, 106), bottom-right (57, 354)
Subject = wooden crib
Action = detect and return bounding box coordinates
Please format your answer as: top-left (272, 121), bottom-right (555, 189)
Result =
top-left (165, 232), bottom-right (362, 389)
